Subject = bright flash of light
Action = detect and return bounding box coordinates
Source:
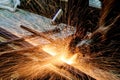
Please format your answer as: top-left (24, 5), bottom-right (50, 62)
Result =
top-left (42, 44), bottom-right (77, 65)
top-left (60, 54), bottom-right (77, 65)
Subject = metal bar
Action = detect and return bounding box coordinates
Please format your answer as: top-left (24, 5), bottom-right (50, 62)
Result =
top-left (55, 63), bottom-right (95, 80)
top-left (51, 9), bottom-right (63, 25)
top-left (0, 46), bottom-right (38, 55)
top-left (20, 25), bottom-right (54, 43)
top-left (0, 38), bottom-right (24, 46)
top-left (0, 35), bottom-right (34, 46)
